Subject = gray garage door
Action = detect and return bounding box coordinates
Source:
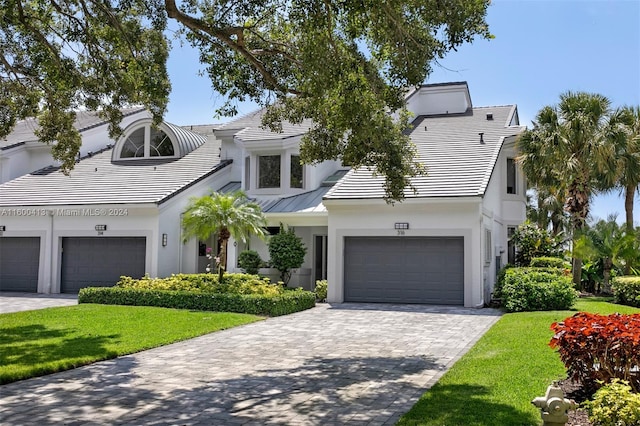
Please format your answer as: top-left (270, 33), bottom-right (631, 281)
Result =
top-left (61, 237), bottom-right (146, 293)
top-left (0, 237), bottom-right (40, 292)
top-left (344, 236), bottom-right (464, 305)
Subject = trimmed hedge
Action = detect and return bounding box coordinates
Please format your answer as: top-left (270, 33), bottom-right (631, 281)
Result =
top-left (612, 276), bottom-right (640, 308)
top-left (116, 273), bottom-right (282, 296)
top-left (529, 257), bottom-right (571, 269)
top-left (78, 287), bottom-right (316, 317)
top-left (502, 268), bottom-right (577, 312)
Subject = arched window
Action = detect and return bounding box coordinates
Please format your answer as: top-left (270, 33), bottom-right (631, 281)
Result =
top-left (115, 124), bottom-right (177, 160)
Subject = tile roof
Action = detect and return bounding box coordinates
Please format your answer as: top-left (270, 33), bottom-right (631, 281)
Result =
top-left (0, 138), bottom-right (228, 207)
top-left (0, 107), bottom-right (147, 149)
top-left (216, 108), bottom-right (312, 141)
top-left (324, 106), bottom-right (525, 200)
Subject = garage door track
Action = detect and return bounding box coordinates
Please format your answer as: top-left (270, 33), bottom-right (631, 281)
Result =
top-left (0, 303), bottom-right (501, 425)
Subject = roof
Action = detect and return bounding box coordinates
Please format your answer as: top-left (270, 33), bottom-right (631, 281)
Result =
top-left (0, 139), bottom-right (229, 207)
top-left (216, 108), bottom-right (312, 141)
top-left (324, 106), bottom-right (525, 200)
top-left (0, 107), bottom-right (147, 149)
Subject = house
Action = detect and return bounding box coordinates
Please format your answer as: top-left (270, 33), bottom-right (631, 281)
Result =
top-left (0, 82), bottom-right (526, 307)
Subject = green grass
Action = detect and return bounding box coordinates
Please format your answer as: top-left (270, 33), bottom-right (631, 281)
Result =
top-left (0, 304), bottom-right (262, 384)
top-left (397, 298), bottom-right (640, 426)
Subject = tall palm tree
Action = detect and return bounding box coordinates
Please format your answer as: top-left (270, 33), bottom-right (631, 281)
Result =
top-left (616, 106), bottom-right (640, 233)
top-left (518, 91), bottom-right (617, 286)
top-left (182, 191), bottom-right (267, 282)
top-left (527, 188), bottom-right (568, 236)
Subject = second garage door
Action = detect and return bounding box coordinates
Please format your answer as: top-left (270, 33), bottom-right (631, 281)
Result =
top-left (61, 237), bottom-right (146, 293)
top-left (344, 236), bottom-right (464, 305)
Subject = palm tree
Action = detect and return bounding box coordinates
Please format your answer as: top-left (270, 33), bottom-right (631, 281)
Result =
top-left (518, 91), bottom-right (617, 287)
top-left (616, 106), bottom-right (640, 233)
top-left (527, 188), bottom-right (568, 236)
top-left (181, 191), bottom-right (267, 282)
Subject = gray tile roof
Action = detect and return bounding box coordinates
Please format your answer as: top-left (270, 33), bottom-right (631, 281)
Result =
top-left (0, 107), bottom-right (147, 149)
top-left (0, 139), bottom-right (228, 207)
top-left (216, 108), bottom-right (312, 141)
top-left (324, 106), bottom-right (525, 200)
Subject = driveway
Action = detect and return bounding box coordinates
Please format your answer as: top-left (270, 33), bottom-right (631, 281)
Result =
top-left (0, 292), bottom-right (77, 314)
top-left (0, 303), bottom-right (501, 425)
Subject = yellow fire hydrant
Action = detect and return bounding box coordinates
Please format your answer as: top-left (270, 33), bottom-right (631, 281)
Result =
top-left (531, 382), bottom-right (577, 426)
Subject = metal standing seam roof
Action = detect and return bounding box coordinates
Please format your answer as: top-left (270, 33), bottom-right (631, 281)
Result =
top-left (163, 122), bottom-right (209, 157)
top-left (324, 106), bottom-right (525, 200)
top-left (0, 107), bottom-right (148, 149)
top-left (0, 138), bottom-right (228, 207)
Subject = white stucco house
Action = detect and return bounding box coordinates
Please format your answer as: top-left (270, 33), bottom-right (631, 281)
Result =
top-left (0, 82), bottom-right (526, 307)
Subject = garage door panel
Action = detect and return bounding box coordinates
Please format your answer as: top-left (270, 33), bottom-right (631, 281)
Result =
top-left (0, 237), bottom-right (40, 292)
top-left (61, 237), bottom-right (146, 293)
top-left (344, 236), bottom-right (464, 305)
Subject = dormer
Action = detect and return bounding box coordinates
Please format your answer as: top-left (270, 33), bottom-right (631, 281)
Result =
top-left (112, 119), bottom-right (207, 162)
top-left (405, 82), bottom-right (472, 117)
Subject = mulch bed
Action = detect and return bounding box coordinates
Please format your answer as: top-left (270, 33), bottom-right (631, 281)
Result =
top-left (557, 378), bottom-right (592, 426)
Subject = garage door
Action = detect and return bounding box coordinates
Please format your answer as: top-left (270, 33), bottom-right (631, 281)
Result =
top-left (344, 236), bottom-right (464, 305)
top-left (61, 237), bottom-right (146, 293)
top-left (0, 237), bottom-right (40, 292)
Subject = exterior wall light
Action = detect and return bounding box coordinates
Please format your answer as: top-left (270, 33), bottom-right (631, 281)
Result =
top-left (95, 225), bottom-right (107, 231)
top-left (394, 222), bottom-right (409, 230)
top-left (162, 233), bottom-right (168, 247)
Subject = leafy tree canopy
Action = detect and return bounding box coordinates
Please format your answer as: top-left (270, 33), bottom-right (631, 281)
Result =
top-left (1, 0), bottom-right (491, 200)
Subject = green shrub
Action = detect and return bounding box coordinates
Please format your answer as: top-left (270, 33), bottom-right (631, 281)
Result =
top-left (585, 379), bottom-right (640, 426)
top-left (268, 223), bottom-right (307, 286)
top-left (116, 273), bottom-right (282, 296)
top-left (502, 268), bottom-right (577, 312)
top-left (315, 280), bottom-right (327, 302)
top-left (530, 256), bottom-right (570, 269)
top-left (494, 264), bottom-right (515, 299)
top-left (78, 287), bottom-right (316, 317)
top-left (612, 276), bottom-right (640, 308)
top-left (237, 250), bottom-right (262, 275)
top-left (511, 222), bottom-right (565, 266)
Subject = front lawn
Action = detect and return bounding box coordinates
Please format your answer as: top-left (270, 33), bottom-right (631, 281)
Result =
top-left (0, 304), bottom-right (262, 384)
top-left (397, 298), bottom-right (640, 426)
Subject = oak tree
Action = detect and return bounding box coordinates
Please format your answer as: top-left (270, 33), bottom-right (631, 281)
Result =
top-left (1, 0), bottom-right (491, 200)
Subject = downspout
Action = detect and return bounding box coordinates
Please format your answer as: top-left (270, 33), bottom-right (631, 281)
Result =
top-left (48, 209), bottom-right (55, 294)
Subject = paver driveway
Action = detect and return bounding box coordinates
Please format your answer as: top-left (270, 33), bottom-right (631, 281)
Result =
top-left (0, 303), bottom-right (501, 425)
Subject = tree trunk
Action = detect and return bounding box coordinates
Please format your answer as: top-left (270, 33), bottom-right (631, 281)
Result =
top-left (572, 257), bottom-right (583, 289)
top-left (625, 184), bottom-right (635, 232)
top-left (602, 258), bottom-right (613, 294)
top-left (218, 238), bottom-right (228, 283)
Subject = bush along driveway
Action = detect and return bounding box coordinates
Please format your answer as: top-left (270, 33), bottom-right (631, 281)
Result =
top-left (0, 303), bottom-right (500, 425)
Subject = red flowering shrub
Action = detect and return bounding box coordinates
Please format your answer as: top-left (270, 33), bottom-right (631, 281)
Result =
top-left (550, 312), bottom-right (640, 393)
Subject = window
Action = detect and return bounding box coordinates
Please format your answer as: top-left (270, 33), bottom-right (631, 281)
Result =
top-left (314, 235), bottom-right (328, 281)
top-left (507, 226), bottom-right (516, 264)
top-left (149, 128), bottom-right (174, 156)
top-left (507, 158), bottom-right (517, 194)
top-left (244, 156), bottom-right (250, 190)
top-left (120, 128), bottom-right (145, 158)
top-left (290, 155), bottom-right (303, 188)
top-left (258, 155), bottom-right (281, 188)
top-left (118, 125), bottom-right (176, 160)
top-left (485, 229), bottom-right (492, 264)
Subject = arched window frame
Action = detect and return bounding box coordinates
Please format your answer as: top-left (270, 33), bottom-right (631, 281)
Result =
top-left (113, 121), bottom-right (179, 161)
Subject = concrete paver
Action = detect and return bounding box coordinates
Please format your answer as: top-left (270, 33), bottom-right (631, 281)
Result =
top-left (0, 301), bottom-right (501, 425)
top-left (0, 292), bottom-right (78, 313)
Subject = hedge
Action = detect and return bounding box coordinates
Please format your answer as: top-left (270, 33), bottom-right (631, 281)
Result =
top-left (78, 287), bottom-right (316, 317)
top-left (529, 257), bottom-right (571, 269)
top-left (612, 276), bottom-right (640, 308)
top-left (502, 268), bottom-right (577, 312)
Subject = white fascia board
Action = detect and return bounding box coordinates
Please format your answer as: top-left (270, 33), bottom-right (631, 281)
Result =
top-left (322, 196), bottom-right (483, 208)
top-left (237, 134), bottom-right (303, 151)
top-left (265, 211), bottom-right (328, 226)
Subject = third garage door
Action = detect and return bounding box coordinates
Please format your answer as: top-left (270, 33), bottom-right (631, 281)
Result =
top-left (344, 236), bottom-right (464, 305)
top-left (61, 237), bottom-right (146, 293)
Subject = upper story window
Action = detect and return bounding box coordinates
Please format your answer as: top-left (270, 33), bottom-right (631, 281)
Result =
top-left (291, 155), bottom-right (303, 188)
top-left (117, 124), bottom-right (177, 160)
top-left (258, 155), bottom-right (281, 188)
top-left (506, 158), bottom-right (517, 194)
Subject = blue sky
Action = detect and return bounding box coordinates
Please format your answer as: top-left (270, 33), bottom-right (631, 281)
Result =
top-left (164, 0), bottom-right (640, 224)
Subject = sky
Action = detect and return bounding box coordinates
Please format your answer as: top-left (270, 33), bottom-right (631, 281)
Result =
top-left (163, 0), bottom-right (640, 225)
